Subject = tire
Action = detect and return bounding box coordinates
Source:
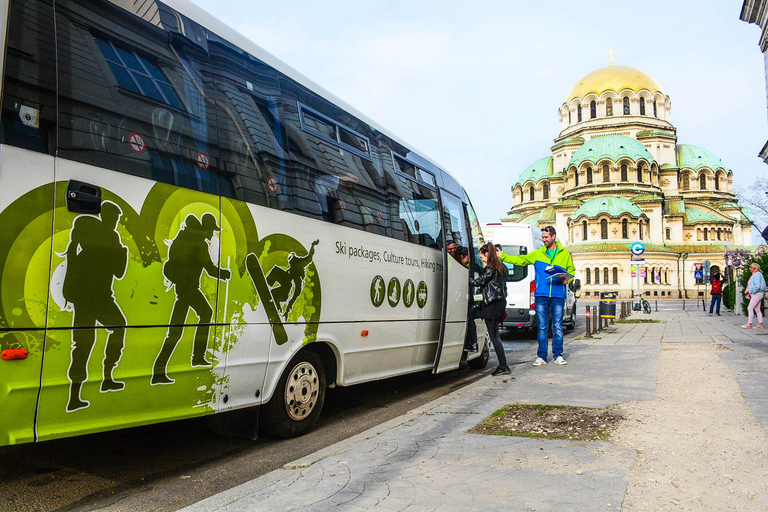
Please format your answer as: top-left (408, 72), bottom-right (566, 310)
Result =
top-left (643, 301), bottom-right (651, 314)
top-left (468, 336), bottom-right (490, 369)
top-left (260, 350), bottom-right (326, 438)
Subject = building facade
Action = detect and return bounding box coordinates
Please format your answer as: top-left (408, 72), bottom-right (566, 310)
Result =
top-left (741, 0), bottom-right (768, 163)
top-left (505, 64), bottom-right (753, 299)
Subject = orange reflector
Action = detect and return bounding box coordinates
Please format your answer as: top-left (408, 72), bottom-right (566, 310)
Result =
top-left (360, 330), bottom-right (369, 337)
top-left (1, 348), bottom-right (29, 360)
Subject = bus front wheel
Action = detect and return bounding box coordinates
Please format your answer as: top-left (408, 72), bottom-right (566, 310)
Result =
top-left (260, 350), bottom-right (326, 438)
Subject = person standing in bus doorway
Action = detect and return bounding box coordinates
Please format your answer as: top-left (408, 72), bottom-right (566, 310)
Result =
top-left (709, 272), bottom-right (723, 316)
top-left (468, 243), bottom-right (510, 375)
top-left (63, 201), bottom-right (128, 412)
top-left (497, 226), bottom-right (575, 366)
top-left (152, 213), bottom-right (231, 385)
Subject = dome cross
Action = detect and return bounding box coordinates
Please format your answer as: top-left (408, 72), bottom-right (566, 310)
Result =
top-left (606, 47), bottom-right (617, 67)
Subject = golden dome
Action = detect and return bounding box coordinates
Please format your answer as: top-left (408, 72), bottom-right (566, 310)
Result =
top-left (565, 66), bottom-right (664, 103)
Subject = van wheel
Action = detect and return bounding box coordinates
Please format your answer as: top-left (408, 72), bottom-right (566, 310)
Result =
top-left (260, 351), bottom-right (326, 438)
top-left (468, 337), bottom-right (490, 369)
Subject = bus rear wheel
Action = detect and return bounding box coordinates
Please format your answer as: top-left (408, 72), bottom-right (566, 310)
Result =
top-left (260, 350), bottom-right (326, 438)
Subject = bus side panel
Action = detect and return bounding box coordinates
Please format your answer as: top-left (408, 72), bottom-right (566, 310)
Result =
top-left (435, 256), bottom-right (470, 373)
top-left (0, 331), bottom-right (44, 445)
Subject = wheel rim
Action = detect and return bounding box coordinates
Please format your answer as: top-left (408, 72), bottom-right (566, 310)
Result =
top-left (284, 361), bottom-right (319, 421)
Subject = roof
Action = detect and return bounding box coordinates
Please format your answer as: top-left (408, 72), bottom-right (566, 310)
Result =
top-left (551, 137), bottom-right (585, 151)
top-left (572, 195), bottom-right (644, 219)
top-left (676, 144), bottom-right (728, 171)
top-left (565, 65), bottom-right (664, 103)
top-left (664, 198), bottom-right (686, 216)
top-left (569, 241), bottom-right (677, 254)
top-left (684, 208), bottom-right (730, 225)
top-left (515, 156), bottom-right (553, 186)
top-left (664, 244), bottom-right (734, 254)
top-left (636, 129), bottom-right (677, 140)
top-left (569, 134), bottom-right (655, 167)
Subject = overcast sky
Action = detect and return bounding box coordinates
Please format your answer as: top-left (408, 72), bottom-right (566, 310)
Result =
top-left (188, 0), bottom-right (766, 226)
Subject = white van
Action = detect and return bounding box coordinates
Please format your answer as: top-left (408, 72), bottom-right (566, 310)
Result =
top-left (481, 223), bottom-right (578, 331)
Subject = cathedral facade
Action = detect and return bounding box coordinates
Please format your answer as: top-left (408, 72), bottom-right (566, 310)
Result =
top-left (505, 63), bottom-right (753, 299)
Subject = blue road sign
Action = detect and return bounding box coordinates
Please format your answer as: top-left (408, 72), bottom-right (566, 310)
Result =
top-left (694, 270), bottom-right (703, 279)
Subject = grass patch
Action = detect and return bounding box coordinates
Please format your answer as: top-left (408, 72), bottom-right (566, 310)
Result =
top-left (469, 404), bottom-right (624, 441)
top-left (615, 318), bottom-right (661, 324)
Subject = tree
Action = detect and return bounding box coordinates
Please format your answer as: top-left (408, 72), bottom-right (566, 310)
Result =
top-left (736, 176), bottom-right (768, 244)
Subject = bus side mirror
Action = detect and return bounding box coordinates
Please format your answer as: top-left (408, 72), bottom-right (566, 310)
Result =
top-left (570, 278), bottom-right (581, 292)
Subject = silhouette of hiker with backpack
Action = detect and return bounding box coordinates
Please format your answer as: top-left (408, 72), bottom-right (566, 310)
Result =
top-left (152, 213), bottom-right (230, 384)
top-left (266, 240), bottom-right (319, 318)
top-left (63, 201), bottom-right (128, 411)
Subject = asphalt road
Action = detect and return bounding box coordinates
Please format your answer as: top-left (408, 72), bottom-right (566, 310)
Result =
top-left (0, 327), bottom-right (564, 512)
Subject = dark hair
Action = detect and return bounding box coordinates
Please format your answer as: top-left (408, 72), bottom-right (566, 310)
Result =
top-left (456, 246), bottom-right (469, 259)
top-left (541, 226), bottom-right (556, 236)
top-left (479, 242), bottom-right (505, 275)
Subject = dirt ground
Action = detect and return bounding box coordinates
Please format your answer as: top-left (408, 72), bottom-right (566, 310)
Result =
top-left (611, 344), bottom-right (768, 510)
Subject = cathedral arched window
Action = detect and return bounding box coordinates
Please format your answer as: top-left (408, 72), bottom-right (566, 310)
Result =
top-left (682, 173), bottom-right (690, 190)
top-left (703, 228), bottom-right (708, 241)
top-left (582, 221), bottom-right (588, 241)
top-left (653, 101), bottom-right (658, 118)
top-left (543, 182), bottom-right (549, 200)
top-left (697, 228), bottom-right (702, 241)
top-left (621, 164), bottom-right (628, 182)
top-left (594, 267), bottom-right (600, 284)
top-left (637, 164), bottom-right (643, 183)
top-left (603, 165), bottom-right (610, 182)
top-left (665, 228), bottom-right (671, 240)
top-left (574, 169), bottom-right (579, 187)
top-left (623, 97), bottom-right (630, 115)
top-left (529, 186), bottom-right (535, 201)
top-left (717, 228), bottom-right (721, 240)
top-left (606, 98), bottom-right (613, 116)
top-left (665, 269), bottom-right (669, 284)
top-left (587, 167), bottom-right (593, 184)
top-left (590, 100), bottom-right (596, 119)
top-left (577, 104), bottom-right (582, 122)
top-left (639, 220), bottom-right (644, 240)
top-left (639, 98), bottom-right (646, 115)
top-left (586, 268), bottom-right (591, 284)
top-left (715, 175), bottom-right (720, 191)
top-left (699, 174), bottom-right (706, 190)
top-left (622, 218), bottom-right (628, 239)
top-left (568, 110), bottom-right (571, 124)
top-left (601, 219), bottom-right (608, 240)
top-left (604, 267), bottom-right (609, 284)
top-left (613, 267), bottom-right (619, 284)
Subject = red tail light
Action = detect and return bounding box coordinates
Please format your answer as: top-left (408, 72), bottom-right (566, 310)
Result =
top-left (529, 280), bottom-right (536, 309)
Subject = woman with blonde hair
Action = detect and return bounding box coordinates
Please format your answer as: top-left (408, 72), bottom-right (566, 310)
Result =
top-left (743, 263), bottom-right (766, 329)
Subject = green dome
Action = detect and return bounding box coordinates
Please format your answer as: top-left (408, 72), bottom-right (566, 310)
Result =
top-left (684, 208), bottom-right (727, 225)
top-left (572, 195), bottom-right (644, 219)
top-left (676, 144), bottom-right (728, 171)
top-left (569, 134), bottom-right (655, 167)
top-left (515, 156), bottom-right (553, 186)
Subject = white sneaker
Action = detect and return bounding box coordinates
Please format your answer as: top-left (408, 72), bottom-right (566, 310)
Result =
top-left (533, 357), bottom-right (547, 366)
top-left (554, 356), bottom-right (567, 365)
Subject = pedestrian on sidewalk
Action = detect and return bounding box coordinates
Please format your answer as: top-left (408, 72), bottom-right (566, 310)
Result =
top-left (743, 263), bottom-right (766, 329)
top-left (467, 242), bottom-right (510, 376)
top-left (709, 273), bottom-right (723, 316)
top-left (497, 226), bottom-right (575, 366)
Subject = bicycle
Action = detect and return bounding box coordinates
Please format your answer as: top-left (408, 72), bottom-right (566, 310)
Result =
top-left (634, 293), bottom-right (652, 314)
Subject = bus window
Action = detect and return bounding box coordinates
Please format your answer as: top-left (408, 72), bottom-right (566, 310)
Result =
top-left (500, 245), bottom-right (529, 282)
top-left (0, 0), bottom-right (57, 154)
top-left (440, 192), bottom-right (467, 258)
top-left (55, 0), bottom-right (222, 195)
top-left (465, 201), bottom-right (485, 272)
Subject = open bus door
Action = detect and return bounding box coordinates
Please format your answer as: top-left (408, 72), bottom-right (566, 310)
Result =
top-left (432, 190), bottom-right (470, 373)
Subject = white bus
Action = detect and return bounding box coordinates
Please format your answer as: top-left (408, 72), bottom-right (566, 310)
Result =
top-left (0, 0), bottom-right (490, 445)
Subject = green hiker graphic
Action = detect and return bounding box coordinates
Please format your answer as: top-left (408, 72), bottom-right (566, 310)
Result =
top-left (245, 240), bottom-right (319, 346)
top-left (152, 213), bottom-right (231, 385)
top-left (63, 201), bottom-right (128, 412)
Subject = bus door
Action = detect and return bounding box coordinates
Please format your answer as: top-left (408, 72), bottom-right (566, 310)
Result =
top-left (0, 0), bottom-right (58, 445)
top-left (433, 190), bottom-right (470, 373)
top-left (36, 0), bottom-right (226, 441)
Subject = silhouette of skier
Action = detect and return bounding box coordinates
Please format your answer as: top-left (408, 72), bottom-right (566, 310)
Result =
top-left (63, 201), bottom-right (128, 412)
top-left (266, 240), bottom-right (319, 318)
top-left (152, 213), bottom-right (230, 385)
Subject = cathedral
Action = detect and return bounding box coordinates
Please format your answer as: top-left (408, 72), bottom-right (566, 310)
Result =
top-left (504, 60), bottom-right (754, 299)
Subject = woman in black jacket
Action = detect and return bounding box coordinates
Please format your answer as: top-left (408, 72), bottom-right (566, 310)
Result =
top-left (470, 242), bottom-right (510, 376)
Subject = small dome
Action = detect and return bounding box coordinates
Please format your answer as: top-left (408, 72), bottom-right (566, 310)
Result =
top-left (515, 156), bottom-right (553, 186)
top-left (569, 134), bottom-right (654, 168)
top-left (676, 144), bottom-right (728, 171)
top-left (573, 195), bottom-right (644, 219)
top-left (566, 65), bottom-right (664, 103)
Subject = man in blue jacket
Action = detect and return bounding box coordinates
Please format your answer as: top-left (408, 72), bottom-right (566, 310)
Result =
top-left (498, 226), bottom-right (575, 366)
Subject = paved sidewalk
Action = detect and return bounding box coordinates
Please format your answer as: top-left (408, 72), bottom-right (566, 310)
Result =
top-left (182, 307), bottom-right (768, 511)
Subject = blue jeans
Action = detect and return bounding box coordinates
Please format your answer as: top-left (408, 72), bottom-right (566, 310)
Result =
top-left (535, 296), bottom-right (564, 361)
top-left (709, 294), bottom-right (721, 315)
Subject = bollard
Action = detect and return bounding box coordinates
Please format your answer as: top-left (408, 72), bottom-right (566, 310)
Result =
top-left (655, 300), bottom-right (658, 312)
top-left (594, 305), bottom-right (600, 332)
top-left (585, 305), bottom-right (592, 338)
top-left (683, 299), bottom-right (686, 311)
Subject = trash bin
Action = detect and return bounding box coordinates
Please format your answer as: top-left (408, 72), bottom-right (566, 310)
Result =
top-left (599, 291), bottom-right (617, 318)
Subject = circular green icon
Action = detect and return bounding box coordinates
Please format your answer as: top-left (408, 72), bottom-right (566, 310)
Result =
top-left (416, 281), bottom-right (428, 308)
top-left (403, 279), bottom-right (415, 308)
top-left (387, 277), bottom-right (401, 307)
top-left (370, 275), bottom-right (385, 307)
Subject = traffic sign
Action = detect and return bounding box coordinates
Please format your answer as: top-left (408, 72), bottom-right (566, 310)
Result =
top-left (694, 270), bottom-right (703, 279)
top-left (694, 263), bottom-right (703, 270)
top-left (630, 257), bottom-right (645, 263)
top-left (630, 242), bottom-right (645, 257)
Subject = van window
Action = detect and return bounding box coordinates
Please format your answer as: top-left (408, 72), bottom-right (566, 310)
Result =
top-left (500, 245), bottom-right (528, 282)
